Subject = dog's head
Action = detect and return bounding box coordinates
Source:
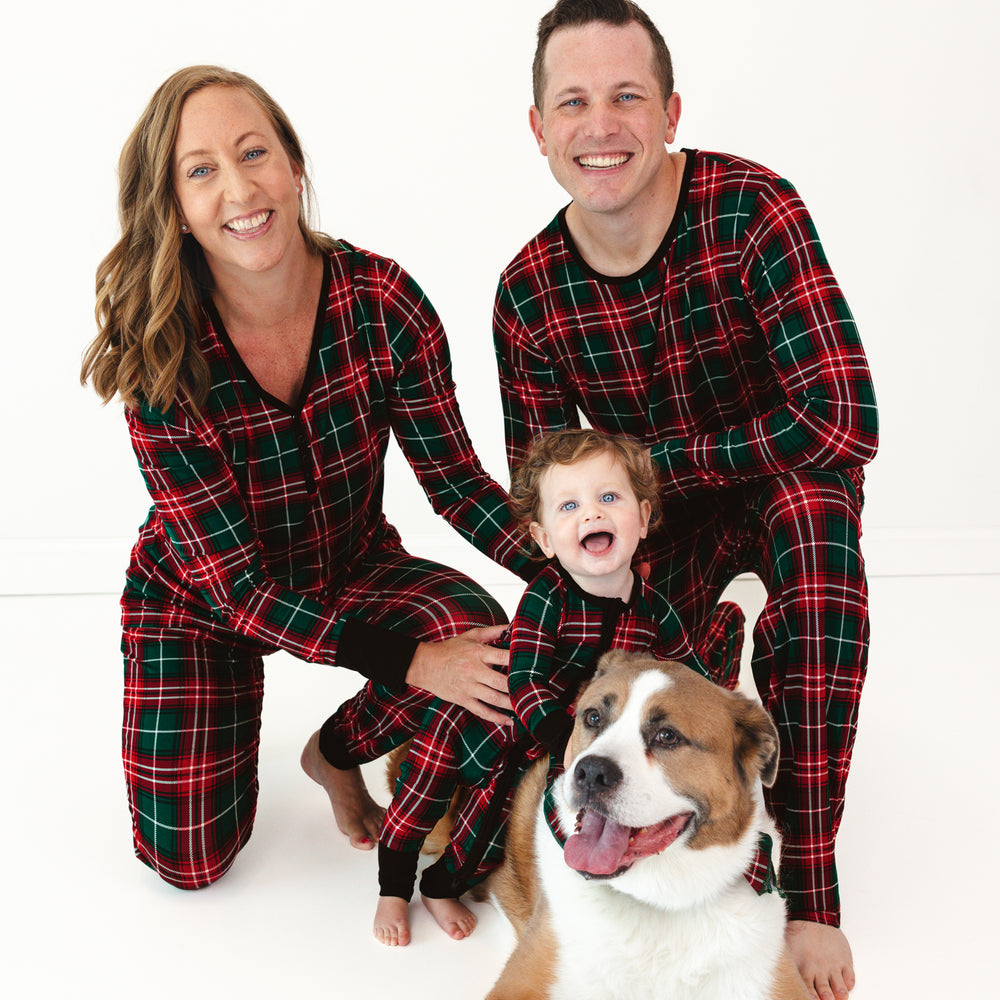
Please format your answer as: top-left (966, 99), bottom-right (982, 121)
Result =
top-left (557, 650), bottom-right (778, 893)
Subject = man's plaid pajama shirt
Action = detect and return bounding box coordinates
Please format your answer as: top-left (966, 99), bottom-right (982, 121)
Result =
top-left (492, 149), bottom-right (879, 924)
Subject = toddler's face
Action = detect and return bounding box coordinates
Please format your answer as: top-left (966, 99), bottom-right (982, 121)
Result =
top-left (530, 451), bottom-right (651, 600)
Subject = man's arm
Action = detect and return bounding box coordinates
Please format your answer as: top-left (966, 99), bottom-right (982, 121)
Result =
top-left (648, 178), bottom-right (878, 497)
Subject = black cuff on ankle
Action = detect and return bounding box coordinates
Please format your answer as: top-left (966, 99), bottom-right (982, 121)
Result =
top-left (318, 716), bottom-right (358, 770)
top-left (378, 843), bottom-right (420, 901)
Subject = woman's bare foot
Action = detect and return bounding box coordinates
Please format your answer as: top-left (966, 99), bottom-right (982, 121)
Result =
top-left (374, 896), bottom-right (410, 947)
top-left (785, 920), bottom-right (855, 1000)
top-left (421, 895), bottom-right (477, 941)
top-left (300, 730), bottom-right (383, 849)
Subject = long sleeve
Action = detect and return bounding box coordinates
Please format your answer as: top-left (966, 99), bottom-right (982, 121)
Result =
top-left (360, 255), bottom-right (535, 582)
top-left (127, 401), bottom-right (349, 665)
top-left (647, 177), bottom-right (879, 495)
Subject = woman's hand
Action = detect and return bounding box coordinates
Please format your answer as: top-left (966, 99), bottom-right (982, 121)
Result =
top-left (405, 624), bottom-right (513, 726)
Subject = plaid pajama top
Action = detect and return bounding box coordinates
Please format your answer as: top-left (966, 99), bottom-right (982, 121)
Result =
top-left (381, 562), bottom-right (705, 869)
top-left (123, 244), bottom-right (531, 672)
top-left (509, 562), bottom-right (705, 761)
top-left (494, 149), bottom-right (878, 492)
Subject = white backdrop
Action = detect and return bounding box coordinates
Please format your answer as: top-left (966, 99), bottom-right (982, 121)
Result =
top-left (2, 0), bottom-right (997, 594)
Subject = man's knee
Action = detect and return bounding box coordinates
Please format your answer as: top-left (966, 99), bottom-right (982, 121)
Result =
top-left (758, 470), bottom-right (859, 524)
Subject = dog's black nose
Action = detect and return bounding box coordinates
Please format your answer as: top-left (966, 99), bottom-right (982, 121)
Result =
top-left (573, 754), bottom-right (623, 797)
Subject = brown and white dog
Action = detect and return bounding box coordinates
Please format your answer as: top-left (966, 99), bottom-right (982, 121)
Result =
top-left (484, 650), bottom-right (809, 1000)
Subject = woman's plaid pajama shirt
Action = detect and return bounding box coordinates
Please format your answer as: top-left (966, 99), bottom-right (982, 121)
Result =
top-left (121, 245), bottom-right (533, 888)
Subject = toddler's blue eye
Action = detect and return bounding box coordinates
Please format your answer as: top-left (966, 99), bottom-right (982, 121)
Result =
top-left (600, 492), bottom-right (616, 503)
top-left (561, 500), bottom-right (578, 512)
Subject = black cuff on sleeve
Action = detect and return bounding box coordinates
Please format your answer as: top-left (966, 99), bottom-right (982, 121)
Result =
top-left (337, 619), bottom-right (420, 691)
top-left (534, 711), bottom-right (574, 762)
top-left (378, 842), bottom-right (420, 901)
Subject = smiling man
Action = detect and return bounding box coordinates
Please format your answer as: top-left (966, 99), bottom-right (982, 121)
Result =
top-left (493, 3), bottom-right (879, 999)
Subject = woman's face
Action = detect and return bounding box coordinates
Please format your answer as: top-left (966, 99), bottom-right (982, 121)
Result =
top-left (172, 85), bottom-right (304, 283)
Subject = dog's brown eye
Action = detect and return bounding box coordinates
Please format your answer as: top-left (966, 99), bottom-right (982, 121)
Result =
top-left (583, 708), bottom-right (602, 729)
top-left (653, 727), bottom-right (682, 748)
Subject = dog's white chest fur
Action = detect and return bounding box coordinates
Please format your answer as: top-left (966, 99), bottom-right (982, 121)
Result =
top-left (484, 655), bottom-right (803, 1000)
top-left (536, 810), bottom-right (787, 1000)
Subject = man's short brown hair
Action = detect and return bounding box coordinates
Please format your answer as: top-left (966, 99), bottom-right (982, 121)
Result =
top-left (532, 0), bottom-right (674, 110)
top-left (509, 428), bottom-right (662, 546)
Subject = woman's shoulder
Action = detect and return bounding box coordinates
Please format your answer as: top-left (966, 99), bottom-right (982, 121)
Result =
top-left (327, 239), bottom-right (411, 287)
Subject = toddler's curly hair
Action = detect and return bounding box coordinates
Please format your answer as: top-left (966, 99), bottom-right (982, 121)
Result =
top-left (508, 429), bottom-right (662, 546)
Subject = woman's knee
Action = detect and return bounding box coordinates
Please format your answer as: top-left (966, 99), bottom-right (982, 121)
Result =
top-left (128, 781), bottom-right (258, 890)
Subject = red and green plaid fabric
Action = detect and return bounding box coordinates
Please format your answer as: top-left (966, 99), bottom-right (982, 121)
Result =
top-left (124, 244), bottom-right (532, 663)
top-left (494, 150), bottom-right (878, 488)
top-left (508, 563), bottom-right (703, 758)
top-left (120, 243), bottom-right (534, 888)
top-left (493, 151), bottom-right (878, 925)
top-left (376, 564), bottom-right (709, 899)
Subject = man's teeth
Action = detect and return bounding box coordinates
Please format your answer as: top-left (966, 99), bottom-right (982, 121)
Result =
top-left (226, 211), bottom-right (271, 233)
top-left (578, 154), bottom-right (629, 168)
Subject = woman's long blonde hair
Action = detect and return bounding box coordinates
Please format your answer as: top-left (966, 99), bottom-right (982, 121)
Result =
top-left (81, 65), bottom-right (335, 412)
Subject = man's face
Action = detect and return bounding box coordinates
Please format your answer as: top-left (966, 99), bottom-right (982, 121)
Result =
top-left (529, 21), bottom-right (680, 222)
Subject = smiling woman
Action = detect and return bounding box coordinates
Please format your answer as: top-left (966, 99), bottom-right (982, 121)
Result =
top-left (79, 65), bottom-right (536, 893)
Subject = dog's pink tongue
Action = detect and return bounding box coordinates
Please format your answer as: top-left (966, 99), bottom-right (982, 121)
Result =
top-left (565, 811), bottom-right (631, 875)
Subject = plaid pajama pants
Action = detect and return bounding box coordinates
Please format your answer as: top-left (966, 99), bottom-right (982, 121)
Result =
top-left (121, 548), bottom-right (506, 889)
top-left (643, 469), bottom-right (868, 925)
top-left (375, 700), bottom-right (541, 900)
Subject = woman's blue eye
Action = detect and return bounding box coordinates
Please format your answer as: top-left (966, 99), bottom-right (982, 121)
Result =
top-left (244, 147), bottom-right (266, 161)
top-left (188, 166), bottom-right (210, 178)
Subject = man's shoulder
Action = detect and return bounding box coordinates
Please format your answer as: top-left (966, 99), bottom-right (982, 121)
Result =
top-left (690, 149), bottom-right (799, 206)
top-left (498, 211), bottom-right (567, 289)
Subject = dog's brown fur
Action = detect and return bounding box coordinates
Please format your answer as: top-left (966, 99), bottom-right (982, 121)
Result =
top-left (483, 652), bottom-right (809, 1000)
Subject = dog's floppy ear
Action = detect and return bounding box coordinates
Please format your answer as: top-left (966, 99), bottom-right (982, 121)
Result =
top-left (593, 648), bottom-right (632, 679)
top-left (732, 696), bottom-right (779, 788)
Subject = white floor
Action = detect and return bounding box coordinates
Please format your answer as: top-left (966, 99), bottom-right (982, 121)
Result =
top-left (4, 574), bottom-right (996, 997)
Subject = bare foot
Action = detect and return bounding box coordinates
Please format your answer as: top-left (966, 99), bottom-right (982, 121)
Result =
top-left (421, 895), bottom-right (477, 941)
top-left (374, 896), bottom-right (410, 947)
top-left (786, 920), bottom-right (855, 1000)
top-left (301, 730), bottom-right (383, 849)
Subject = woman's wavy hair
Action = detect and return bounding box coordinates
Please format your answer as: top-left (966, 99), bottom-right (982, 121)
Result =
top-left (81, 65), bottom-right (335, 413)
top-left (508, 428), bottom-right (662, 556)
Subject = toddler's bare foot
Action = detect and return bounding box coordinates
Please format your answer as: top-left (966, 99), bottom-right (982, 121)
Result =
top-left (786, 920), bottom-right (855, 1000)
top-left (421, 895), bottom-right (477, 941)
top-left (374, 896), bottom-right (410, 947)
top-left (301, 730), bottom-right (383, 849)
